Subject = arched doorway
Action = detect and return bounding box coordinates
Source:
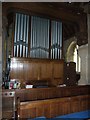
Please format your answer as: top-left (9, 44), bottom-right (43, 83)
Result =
top-left (66, 41), bottom-right (81, 72)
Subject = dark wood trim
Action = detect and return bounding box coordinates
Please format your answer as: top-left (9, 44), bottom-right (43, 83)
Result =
top-left (10, 57), bottom-right (64, 62)
top-left (2, 3), bottom-right (85, 23)
top-left (3, 85), bottom-right (89, 102)
top-left (4, 7), bottom-right (64, 23)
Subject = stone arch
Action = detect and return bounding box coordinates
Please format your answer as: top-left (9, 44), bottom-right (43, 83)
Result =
top-left (66, 41), bottom-right (77, 62)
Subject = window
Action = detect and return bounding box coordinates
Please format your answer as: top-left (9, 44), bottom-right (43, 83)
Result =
top-left (73, 45), bottom-right (81, 72)
top-left (66, 41), bottom-right (81, 72)
top-left (14, 13), bottom-right (62, 59)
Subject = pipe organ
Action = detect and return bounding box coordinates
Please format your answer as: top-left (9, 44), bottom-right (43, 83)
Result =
top-left (13, 12), bottom-right (62, 59)
top-left (14, 13), bottom-right (29, 58)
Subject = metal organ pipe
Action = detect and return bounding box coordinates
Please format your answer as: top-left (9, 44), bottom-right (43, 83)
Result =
top-left (14, 13), bottom-right (29, 58)
top-left (26, 16), bottom-right (29, 57)
top-left (55, 22), bottom-right (56, 59)
top-left (20, 14), bottom-right (24, 41)
top-left (34, 16), bottom-right (36, 58)
top-left (14, 13), bottom-right (18, 57)
top-left (30, 16), bottom-right (33, 57)
top-left (58, 22), bottom-right (60, 59)
top-left (23, 15), bottom-right (26, 57)
top-left (60, 22), bottom-right (62, 59)
top-left (37, 17), bottom-right (40, 58)
top-left (50, 21), bottom-right (62, 59)
top-left (14, 13), bottom-right (62, 59)
top-left (17, 14), bottom-right (21, 57)
top-left (30, 16), bottom-right (49, 58)
top-left (20, 14), bottom-right (23, 57)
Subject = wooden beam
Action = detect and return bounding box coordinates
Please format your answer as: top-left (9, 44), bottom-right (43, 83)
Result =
top-left (2, 2), bottom-right (86, 23)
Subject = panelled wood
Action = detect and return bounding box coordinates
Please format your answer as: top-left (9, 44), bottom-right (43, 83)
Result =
top-left (70, 96), bottom-right (80, 113)
top-left (53, 61), bottom-right (63, 79)
top-left (80, 95), bottom-right (89, 111)
top-left (15, 85), bottom-right (89, 102)
top-left (2, 85), bottom-right (90, 119)
top-left (25, 61), bottom-right (40, 81)
top-left (19, 97), bottom-right (71, 119)
top-left (40, 61), bottom-right (52, 81)
top-left (19, 95), bottom-right (90, 119)
top-left (10, 57), bottom-right (64, 87)
top-left (88, 95), bottom-right (90, 109)
top-left (52, 61), bottom-right (64, 86)
top-left (59, 97), bottom-right (71, 116)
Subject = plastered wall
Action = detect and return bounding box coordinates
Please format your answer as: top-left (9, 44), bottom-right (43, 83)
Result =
top-left (78, 44), bottom-right (88, 85)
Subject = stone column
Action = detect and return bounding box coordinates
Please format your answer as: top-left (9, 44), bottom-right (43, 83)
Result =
top-left (78, 44), bottom-right (88, 85)
top-left (88, 14), bottom-right (90, 84)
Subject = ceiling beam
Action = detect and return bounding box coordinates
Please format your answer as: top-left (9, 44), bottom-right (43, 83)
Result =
top-left (2, 2), bottom-right (86, 23)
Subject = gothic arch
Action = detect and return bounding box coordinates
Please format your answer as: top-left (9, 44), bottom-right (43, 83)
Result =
top-left (66, 41), bottom-right (77, 62)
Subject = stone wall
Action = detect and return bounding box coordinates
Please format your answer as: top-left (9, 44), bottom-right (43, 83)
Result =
top-left (63, 36), bottom-right (77, 61)
top-left (88, 14), bottom-right (90, 84)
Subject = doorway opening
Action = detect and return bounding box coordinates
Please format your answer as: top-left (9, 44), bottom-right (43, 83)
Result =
top-left (66, 41), bottom-right (81, 72)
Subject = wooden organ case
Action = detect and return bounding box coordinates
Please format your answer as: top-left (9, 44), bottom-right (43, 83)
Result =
top-left (10, 57), bottom-right (64, 87)
top-left (2, 2), bottom-right (89, 120)
top-left (2, 57), bottom-right (90, 119)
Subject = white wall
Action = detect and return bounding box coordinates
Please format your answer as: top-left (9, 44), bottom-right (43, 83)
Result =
top-left (78, 44), bottom-right (88, 85)
top-left (64, 36), bottom-right (89, 85)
